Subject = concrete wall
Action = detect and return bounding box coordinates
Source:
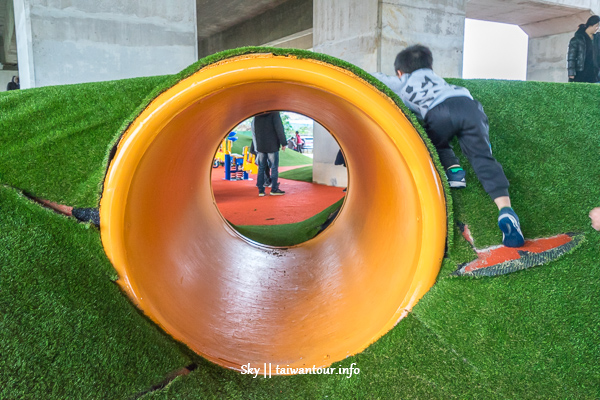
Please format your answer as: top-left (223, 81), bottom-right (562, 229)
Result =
top-left (262, 28), bottom-right (312, 50)
top-left (312, 0), bottom-right (465, 186)
top-left (519, 0), bottom-right (600, 82)
top-left (313, 0), bottom-right (381, 72)
top-left (2, 0), bottom-right (17, 65)
top-left (0, 70), bottom-right (17, 91)
top-left (199, 0), bottom-right (312, 57)
top-left (380, 0), bottom-right (465, 78)
top-left (14, 0), bottom-right (198, 88)
top-left (312, 122), bottom-right (347, 187)
top-left (527, 32), bottom-right (572, 82)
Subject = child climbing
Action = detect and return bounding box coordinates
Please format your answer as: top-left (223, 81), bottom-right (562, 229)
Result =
top-left (373, 44), bottom-right (524, 247)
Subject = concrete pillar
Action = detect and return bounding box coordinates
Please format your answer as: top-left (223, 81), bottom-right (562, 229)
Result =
top-left (312, 0), bottom-right (466, 186)
top-left (380, 0), bottom-right (466, 78)
top-left (13, 0), bottom-right (198, 89)
top-left (527, 32), bottom-right (572, 82)
top-left (312, 122), bottom-right (347, 187)
top-left (2, 0), bottom-right (17, 66)
top-left (519, 1), bottom-right (600, 82)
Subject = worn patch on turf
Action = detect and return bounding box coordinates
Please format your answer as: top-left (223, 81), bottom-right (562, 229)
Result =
top-left (454, 224), bottom-right (584, 277)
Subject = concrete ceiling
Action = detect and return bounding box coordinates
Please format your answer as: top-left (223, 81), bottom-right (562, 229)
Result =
top-left (466, 0), bottom-right (595, 37)
top-left (196, 0), bottom-right (287, 37)
top-left (195, 0), bottom-right (596, 41)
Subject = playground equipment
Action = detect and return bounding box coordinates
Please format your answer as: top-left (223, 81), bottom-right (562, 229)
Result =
top-left (99, 51), bottom-right (446, 375)
top-left (213, 131), bottom-right (237, 167)
top-left (214, 132), bottom-right (256, 180)
top-left (242, 146), bottom-right (258, 175)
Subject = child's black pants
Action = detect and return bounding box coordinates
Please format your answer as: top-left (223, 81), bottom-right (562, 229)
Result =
top-left (424, 96), bottom-right (510, 199)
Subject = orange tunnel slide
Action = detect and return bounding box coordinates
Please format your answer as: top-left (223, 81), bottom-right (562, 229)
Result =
top-left (99, 52), bottom-right (447, 374)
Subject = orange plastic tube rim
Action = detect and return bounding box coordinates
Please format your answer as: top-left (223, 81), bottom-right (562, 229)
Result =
top-left (100, 53), bottom-right (446, 375)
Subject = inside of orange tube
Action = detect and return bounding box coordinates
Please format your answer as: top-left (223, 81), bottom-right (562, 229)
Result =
top-left (101, 56), bottom-right (446, 374)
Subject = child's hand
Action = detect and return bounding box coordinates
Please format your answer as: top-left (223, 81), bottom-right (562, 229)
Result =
top-left (590, 207), bottom-right (600, 231)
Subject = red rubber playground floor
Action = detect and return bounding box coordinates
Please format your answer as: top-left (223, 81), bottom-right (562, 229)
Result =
top-left (212, 165), bottom-right (346, 226)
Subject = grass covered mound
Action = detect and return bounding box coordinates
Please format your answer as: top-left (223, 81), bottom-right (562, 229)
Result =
top-left (234, 198), bottom-right (342, 247)
top-left (279, 165), bottom-right (313, 182)
top-left (0, 76), bottom-right (169, 207)
top-left (446, 79), bottom-right (600, 250)
top-left (0, 47), bottom-right (599, 398)
top-left (0, 186), bottom-right (190, 399)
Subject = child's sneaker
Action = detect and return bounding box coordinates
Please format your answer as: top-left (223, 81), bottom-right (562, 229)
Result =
top-left (498, 207), bottom-right (525, 247)
top-left (446, 167), bottom-right (466, 188)
top-left (270, 188), bottom-right (285, 196)
top-left (258, 190), bottom-right (265, 197)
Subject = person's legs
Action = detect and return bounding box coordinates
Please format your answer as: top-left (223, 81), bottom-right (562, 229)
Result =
top-left (264, 158), bottom-right (272, 186)
top-left (453, 99), bottom-right (509, 200)
top-left (424, 102), bottom-right (461, 170)
top-left (269, 152), bottom-right (285, 195)
top-left (256, 152), bottom-right (268, 196)
top-left (452, 98), bottom-right (523, 247)
top-left (268, 152), bottom-right (280, 190)
top-left (424, 103), bottom-right (465, 187)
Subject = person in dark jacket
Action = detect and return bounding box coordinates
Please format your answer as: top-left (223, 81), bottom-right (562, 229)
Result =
top-left (249, 139), bottom-right (272, 187)
top-left (567, 15), bottom-right (600, 83)
top-left (252, 111), bottom-right (287, 196)
top-left (6, 76), bottom-right (19, 91)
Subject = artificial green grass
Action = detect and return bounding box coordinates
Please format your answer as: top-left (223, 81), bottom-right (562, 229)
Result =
top-left (279, 165), bottom-right (313, 182)
top-left (233, 198), bottom-right (343, 247)
top-left (446, 79), bottom-right (600, 248)
top-left (1, 46), bottom-right (447, 210)
top-left (414, 235), bottom-right (600, 399)
top-left (0, 185), bottom-right (190, 399)
top-left (278, 149), bottom-right (313, 167)
top-left (1, 48), bottom-right (599, 399)
top-left (0, 76), bottom-right (169, 207)
top-left (140, 312), bottom-right (496, 399)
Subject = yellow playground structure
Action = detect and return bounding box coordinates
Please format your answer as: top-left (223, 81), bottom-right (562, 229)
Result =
top-left (213, 132), bottom-right (258, 179)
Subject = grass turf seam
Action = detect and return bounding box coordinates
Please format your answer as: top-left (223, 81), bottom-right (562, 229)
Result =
top-left (408, 311), bottom-right (507, 399)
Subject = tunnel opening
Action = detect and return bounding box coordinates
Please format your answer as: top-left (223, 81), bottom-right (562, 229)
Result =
top-left (100, 53), bottom-right (446, 374)
top-left (210, 111), bottom-right (348, 247)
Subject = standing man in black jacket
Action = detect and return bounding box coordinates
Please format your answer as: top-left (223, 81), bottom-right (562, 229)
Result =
top-left (567, 15), bottom-right (600, 83)
top-left (6, 76), bottom-right (19, 91)
top-left (252, 111), bottom-right (287, 196)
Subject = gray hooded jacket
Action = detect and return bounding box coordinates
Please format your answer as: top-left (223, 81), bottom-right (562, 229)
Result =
top-left (372, 69), bottom-right (472, 119)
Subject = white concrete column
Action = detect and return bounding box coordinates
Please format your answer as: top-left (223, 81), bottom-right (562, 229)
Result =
top-left (527, 32), bottom-right (572, 82)
top-left (312, 122), bottom-right (348, 187)
top-left (522, 7), bottom-right (600, 82)
top-left (13, 0), bottom-right (198, 89)
top-left (312, 0), bottom-right (465, 185)
top-left (380, 0), bottom-right (466, 78)
top-left (313, 0), bottom-right (381, 72)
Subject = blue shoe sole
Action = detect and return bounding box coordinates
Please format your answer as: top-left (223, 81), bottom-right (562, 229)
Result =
top-left (498, 214), bottom-right (525, 247)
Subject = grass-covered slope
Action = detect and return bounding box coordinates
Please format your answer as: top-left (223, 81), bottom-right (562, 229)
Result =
top-left (0, 186), bottom-right (191, 399)
top-left (446, 79), bottom-right (600, 249)
top-left (279, 165), bottom-right (313, 182)
top-left (1, 48), bottom-right (599, 398)
top-left (0, 76), bottom-right (169, 207)
top-left (234, 198), bottom-right (342, 247)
